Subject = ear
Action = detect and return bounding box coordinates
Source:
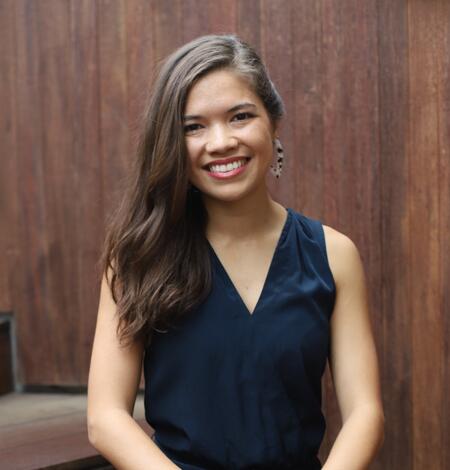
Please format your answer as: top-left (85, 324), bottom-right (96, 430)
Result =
top-left (271, 119), bottom-right (280, 140)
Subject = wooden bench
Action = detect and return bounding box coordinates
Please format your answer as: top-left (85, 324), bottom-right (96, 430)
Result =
top-left (0, 391), bottom-right (153, 470)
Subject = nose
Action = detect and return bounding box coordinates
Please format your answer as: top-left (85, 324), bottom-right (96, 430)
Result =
top-left (205, 124), bottom-right (238, 154)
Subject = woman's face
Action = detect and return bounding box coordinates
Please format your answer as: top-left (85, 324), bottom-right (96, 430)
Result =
top-left (183, 68), bottom-right (277, 202)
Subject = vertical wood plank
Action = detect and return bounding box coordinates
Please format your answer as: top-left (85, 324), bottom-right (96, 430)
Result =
top-left (376, 1), bottom-right (411, 468)
top-left (36, 0), bottom-right (78, 384)
top-left (153, 0), bottom-right (182, 64)
top-left (180, 0), bottom-right (210, 43)
top-left (0, 0), bottom-right (18, 313)
top-left (180, 1), bottom-right (236, 44)
top-left (436, 2), bottom-right (450, 466)
top-left (408, 1), bottom-right (443, 468)
top-left (70, 0), bottom-right (103, 380)
top-left (14, 0), bottom-right (55, 386)
top-left (98, 0), bottom-right (129, 220)
top-left (437, 0), bottom-right (450, 466)
top-left (207, 0), bottom-right (237, 35)
top-left (291, 1), bottom-right (325, 227)
top-left (237, 0), bottom-right (261, 52)
top-left (125, 0), bottom-right (156, 161)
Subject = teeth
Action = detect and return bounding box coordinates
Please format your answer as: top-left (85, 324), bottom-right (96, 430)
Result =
top-left (209, 159), bottom-right (247, 173)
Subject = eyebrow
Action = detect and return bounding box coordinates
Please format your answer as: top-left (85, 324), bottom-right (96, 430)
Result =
top-left (182, 102), bottom-right (257, 122)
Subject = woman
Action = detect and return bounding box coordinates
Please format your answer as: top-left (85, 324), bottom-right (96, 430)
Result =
top-left (87, 34), bottom-right (384, 469)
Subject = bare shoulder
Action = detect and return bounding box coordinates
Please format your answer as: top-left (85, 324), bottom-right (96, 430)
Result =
top-left (322, 223), bottom-right (358, 255)
top-left (322, 224), bottom-right (383, 425)
top-left (322, 224), bottom-right (365, 288)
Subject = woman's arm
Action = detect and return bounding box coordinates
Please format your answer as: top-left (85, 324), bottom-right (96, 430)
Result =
top-left (321, 227), bottom-right (385, 470)
top-left (87, 270), bottom-right (180, 470)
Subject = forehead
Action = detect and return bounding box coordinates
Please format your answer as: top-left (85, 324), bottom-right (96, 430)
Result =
top-left (184, 69), bottom-right (262, 113)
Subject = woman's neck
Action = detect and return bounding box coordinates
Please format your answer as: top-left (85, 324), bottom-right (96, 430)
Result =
top-left (203, 193), bottom-right (286, 244)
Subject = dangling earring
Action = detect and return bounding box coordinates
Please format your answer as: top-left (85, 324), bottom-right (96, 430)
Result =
top-left (270, 138), bottom-right (284, 178)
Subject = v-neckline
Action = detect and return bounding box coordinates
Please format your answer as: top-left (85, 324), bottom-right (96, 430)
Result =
top-left (206, 207), bottom-right (292, 318)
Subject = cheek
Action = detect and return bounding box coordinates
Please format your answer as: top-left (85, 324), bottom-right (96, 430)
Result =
top-left (245, 119), bottom-right (272, 141)
top-left (185, 139), bottom-right (202, 163)
top-left (245, 125), bottom-right (273, 155)
top-left (185, 140), bottom-right (204, 181)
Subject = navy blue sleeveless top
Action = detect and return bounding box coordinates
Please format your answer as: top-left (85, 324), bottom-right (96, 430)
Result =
top-left (143, 208), bottom-right (336, 469)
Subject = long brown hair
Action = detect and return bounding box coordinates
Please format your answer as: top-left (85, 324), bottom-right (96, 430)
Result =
top-left (97, 34), bottom-right (285, 348)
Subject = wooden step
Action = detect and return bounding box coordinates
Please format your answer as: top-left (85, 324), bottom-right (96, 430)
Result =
top-left (0, 392), bottom-right (153, 470)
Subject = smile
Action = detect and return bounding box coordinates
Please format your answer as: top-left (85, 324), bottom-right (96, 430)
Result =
top-left (208, 158), bottom-right (248, 173)
top-left (204, 158), bottom-right (251, 179)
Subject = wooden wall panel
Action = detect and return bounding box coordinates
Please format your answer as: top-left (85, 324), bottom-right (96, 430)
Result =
top-left (180, 0), bottom-right (209, 45)
top-left (377, 1), bottom-right (412, 469)
top-left (98, 0), bottom-right (130, 217)
top-left (436, 3), bottom-right (450, 468)
top-left (153, 0), bottom-right (182, 63)
top-left (237, 0), bottom-right (261, 51)
top-left (0, 0), bottom-right (18, 314)
top-left (125, 0), bottom-right (157, 159)
top-left (292, 1), bottom-right (325, 216)
top-left (38, 0), bottom-right (79, 384)
top-left (14, 0), bottom-right (55, 386)
top-left (409, 2), bottom-right (445, 468)
top-left (1, 0), bottom-right (449, 467)
top-left (13, 0), bottom-right (95, 386)
top-left (70, 0), bottom-right (103, 382)
top-left (208, 0), bottom-right (236, 34)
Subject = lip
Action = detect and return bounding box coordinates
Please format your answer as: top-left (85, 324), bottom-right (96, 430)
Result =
top-left (204, 157), bottom-right (250, 180)
top-left (202, 156), bottom-right (250, 169)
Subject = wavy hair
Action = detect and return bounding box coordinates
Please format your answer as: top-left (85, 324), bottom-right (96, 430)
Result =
top-left (97, 33), bottom-right (285, 348)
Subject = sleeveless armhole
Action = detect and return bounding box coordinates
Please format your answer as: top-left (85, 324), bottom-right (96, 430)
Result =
top-left (303, 216), bottom-right (337, 297)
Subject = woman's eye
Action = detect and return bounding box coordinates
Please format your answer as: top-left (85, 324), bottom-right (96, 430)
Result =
top-left (184, 123), bottom-right (202, 133)
top-left (233, 112), bottom-right (254, 121)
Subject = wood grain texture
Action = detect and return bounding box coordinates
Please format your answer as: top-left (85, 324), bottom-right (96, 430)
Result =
top-left (153, 0), bottom-right (183, 64)
top-left (0, 392), bottom-right (150, 469)
top-left (70, 0), bottom-right (103, 382)
top-left (436, 3), bottom-right (450, 468)
top-left (408, 1), bottom-right (444, 468)
top-left (0, 0), bottom-right (18, 314)
top-left (291, 0), bottom-right (325, 216)
top-left (98, 0), bottom-right (130, 218)
top-left (237, 0), bottom-right (261, 52)
top-left (38, 0), bottom-right (79, 384)
top-left (0, 0), bottom-right (449, 467)
top-left (14, 0), bottom-right (56, 386)
top-left (377, 1), bottom-right (412, 469)
top-left (126, 0), bottom-right (157, 161)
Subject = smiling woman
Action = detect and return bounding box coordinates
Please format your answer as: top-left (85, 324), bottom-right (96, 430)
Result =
top-left (87, 34), bottom-right (384, 470)
top-left (184, 69), bottom-right (276, 194)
